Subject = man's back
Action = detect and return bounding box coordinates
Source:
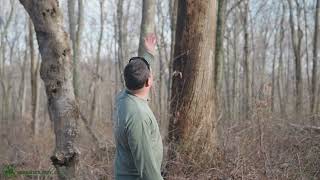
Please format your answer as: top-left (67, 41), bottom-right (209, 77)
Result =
top-left (113, 90), bottom-right (163, 180)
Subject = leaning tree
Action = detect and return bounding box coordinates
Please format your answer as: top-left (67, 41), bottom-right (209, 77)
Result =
top-left (19, 0), bottom-right (80, 179)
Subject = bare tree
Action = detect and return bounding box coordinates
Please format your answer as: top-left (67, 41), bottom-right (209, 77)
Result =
top-left (68, 0), bottom-right (84, 98)
top-left (214, 0), bottom-right (227, 91)
top-left (242, 0), bottom-right (251, 119)
top-left (19, 0), bottom-right (80, 179)
top-left (18, 32), bottom-right (28, 119)
top-left (278, 3), bottom-right (286, 117)
top-left (287, 0), bottom-right (303, 115)
top-left (90, 0), bottom-right (105, 126)
top-left (29, 20), bottom-right (40, 136)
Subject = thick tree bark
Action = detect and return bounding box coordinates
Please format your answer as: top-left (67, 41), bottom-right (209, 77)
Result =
top-left (19, 1), bottom-right (80, 179)
top-left (169, 0), bottom-right (218, 161)
top-left (138, 0), bottom-right (155, 56)
top-left (311, 0), bottom-right (320, 115)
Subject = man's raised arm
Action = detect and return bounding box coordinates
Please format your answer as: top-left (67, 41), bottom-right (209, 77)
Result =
top-left (142, 33), bottom-right (157, 69)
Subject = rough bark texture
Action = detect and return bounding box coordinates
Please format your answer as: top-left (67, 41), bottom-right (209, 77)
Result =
top-left (138, 0), bottom-right (155, 56)
top-left (169, 0), bottom-right (217, 160)
top-left (19, 0), bottom-right (80, 179)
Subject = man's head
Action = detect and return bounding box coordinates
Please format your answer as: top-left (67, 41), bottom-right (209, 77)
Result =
top-left (124, 57), bottom-right (153, 94)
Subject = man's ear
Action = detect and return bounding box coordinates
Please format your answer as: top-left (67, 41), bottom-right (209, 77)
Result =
top-left (145, 78), bottom-right (150, 87)
top-left (145, 76), bottom-right (152, 87)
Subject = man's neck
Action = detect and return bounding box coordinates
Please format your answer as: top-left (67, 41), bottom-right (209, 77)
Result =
top-left (128, 88), bottom-right (149, 100)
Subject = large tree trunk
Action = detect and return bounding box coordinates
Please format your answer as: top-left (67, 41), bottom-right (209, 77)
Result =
top-left (169, 0), bottom-right (217, 162)
top-left (311, 0), bottom-right (320, 115)
top-left (138, 0), bottom-right (155, 56)
top-left (19, 1), bottom-right (80, 179)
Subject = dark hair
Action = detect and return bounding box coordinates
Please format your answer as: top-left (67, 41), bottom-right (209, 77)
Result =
top-left (124, 57), bottom-right (150, 90)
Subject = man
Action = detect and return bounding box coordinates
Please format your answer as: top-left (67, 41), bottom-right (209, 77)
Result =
top-left (113, 34), bottom-right (163, 180)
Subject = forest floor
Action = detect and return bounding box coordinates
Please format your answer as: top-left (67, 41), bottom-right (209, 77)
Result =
top-left (1, 111), bottom-right (320, 180)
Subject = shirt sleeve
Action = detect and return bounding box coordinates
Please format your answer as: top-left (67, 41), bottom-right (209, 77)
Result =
top-left (126, 113), bottom-right (163, 180)
top-left (142, 51), bottom-right (155, 70)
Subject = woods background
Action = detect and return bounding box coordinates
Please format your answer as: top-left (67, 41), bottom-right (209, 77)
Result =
top-left (0, 0), bottom-right (320, 179)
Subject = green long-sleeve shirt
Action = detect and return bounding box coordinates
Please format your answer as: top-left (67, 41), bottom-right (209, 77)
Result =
top-left (113, 52), bottom-right (163, 180)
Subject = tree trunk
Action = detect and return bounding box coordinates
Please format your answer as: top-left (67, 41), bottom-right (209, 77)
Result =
top-left (311, 0), bottom-right (320, 115)
top-left (116, 0), bottom-right (125, 87)
top-left (271, 30), bottom-right (277, 112)
top-left (231, 13), bottom-right (239, 120)
top-left (303, 0), bottom-right (311, 91)
top-left (19, 1), bottom-right (80, 179)
top-left (68, 0), bottom-right (83, 99)
top-left (243, 0), bottom-right (251, 119)
top-left (278, 4), bottom-right (286, 117)
top-left (18, 35), bottom-right (28, 119)
top-left (138, 0), bottom-right (156, 56)
top-left (29, 20), bottom-right (40, 136)
top-left (169, 0), bottom-right (218, 162)
top-left (214, 0), bottom-right (227, 91)
top-left (287, 0), bottom-right (303, 115)
top-left (90, 0), bottom-right (105, 126)
top-left (167, 0), bottom-right (178, 117)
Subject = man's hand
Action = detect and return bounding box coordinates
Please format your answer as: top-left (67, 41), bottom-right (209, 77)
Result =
top-left (144, 33), bottom-right (157, 55)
